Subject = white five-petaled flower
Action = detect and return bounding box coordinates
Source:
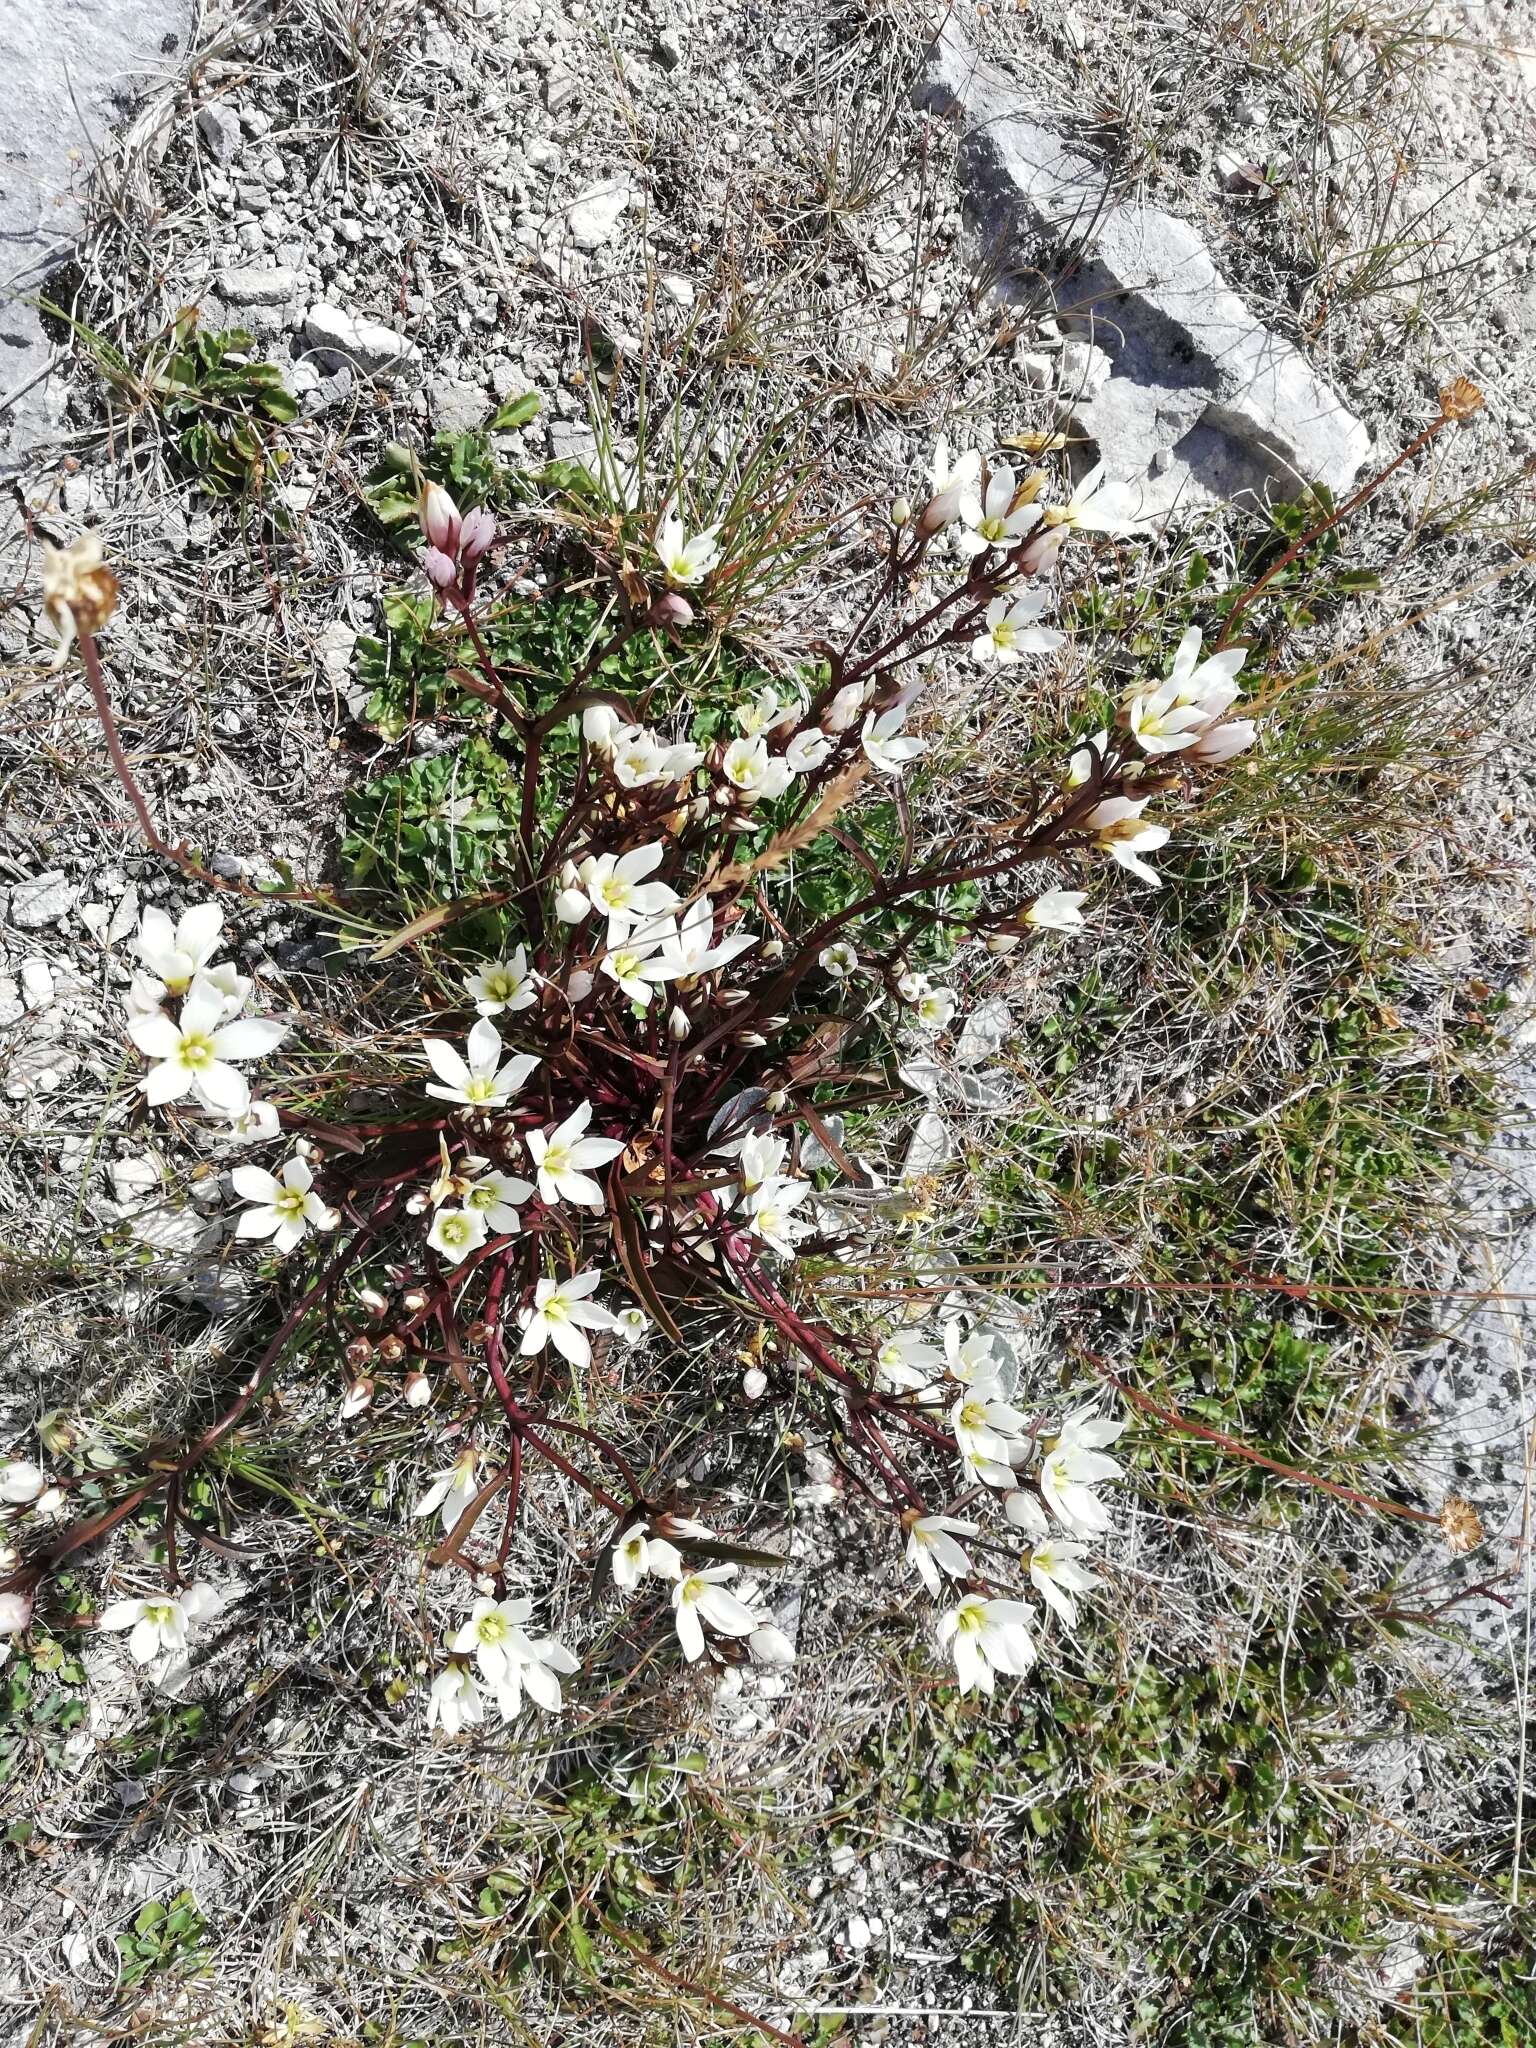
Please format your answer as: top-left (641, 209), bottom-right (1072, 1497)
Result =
top-left (527, 1101), bottom-right (625, 1209)
top-left (954, 463), bottom-right (1042, 558)
top-left (1084, 796), bottom-right (1172, 888)
top-left (938, 1594), bottom-right (1038, 1694)
top-left (565, 844), bottom-right (680, 943)
top-left (97, 1584), bottom-right (218, 1666)
top-left (874, 1328), bottom-right (944, 1397)
top-left (461, 1162), bottom-right (535, 1235)
top-left (449, 1594), bottom-right (537, 1691)
top-left (671, 1564), bottom-right (758, 1661)
top-left (818, 941), bottom-right (859, 980)
top-left (1028, 1539), bottom-right (1096, 1630)
top-left (422, 1019), bottom-right (541, 1109)
top-left (725, 1129), bottom-right (789, 1202)
top-left (639, 896), bottom-right (758, 980)
top-left (1040, 461), bottom-right (1151, 537)
top-left (135, 902), bottom-right (225, 997)
top-left (612, 1522), bottom-right (684, 1590)
top-left (943, 1320), bottom-right (1001, 1387)
top-left (913, 984), bottom-right (957, 1034)
top-left (519, 1269), bottom-right (619, 1369)
top-left (232, 1155), bottom-right (338, 1254)
top-left (426, 1663), bottom-right (484, 1736)
top-left (745, 1175), bottom-right (813, 1257)
top-left (905, 1514), bottom-right (978, 1597)
top-left (602, 932), bottom-right (671, 1005)
top-left (973, 591), bottom-right (1065, 664)
top-left (721, 734), bottom-right (794, 804)
top-left (951, 1389), bottom-right (1030, 1475)
top-left (654, 509), bottom-right (723, 587)
top-left (861, 706), bottom-right (926, 776)
top-left (614, 1306), bottom-right (651, 1344)
top-left (129, 984), bottom-right (287, 1117)
top-left (1039, 1412), bottom-right (1125, 1537)
top-left (465, 949), bottom-right (538, 1018)
top-left (1026, 888), bottom-right (1088, 933)
top-left (785, 726), bottom-right (834, 773)
top-left (427, 1207), bottom-right (489, 1264)
top-left (413, 1446), bottom-right (480, 1534)
top-left (919, 436), bottom-right (983, 534)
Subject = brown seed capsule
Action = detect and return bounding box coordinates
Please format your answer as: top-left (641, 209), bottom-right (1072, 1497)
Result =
top-left (377, 1334), bottom-right (407, 1366)
top-left (463, 1319), bottom-right (489, 1348)
top-left (344, 1336), bottom-right (374, 1370)
top-left (401, 1289), bottom-right (428, 1315)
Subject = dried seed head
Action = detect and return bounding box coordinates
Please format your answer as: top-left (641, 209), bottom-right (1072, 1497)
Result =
top-left (1439, 1494), bottom-right (1482, 1554)
top-left (1438, 377), bottom-right (1483, 426)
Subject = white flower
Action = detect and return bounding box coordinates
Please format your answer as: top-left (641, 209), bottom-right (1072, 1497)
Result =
top-left (413, 1447), bottom-right (480, 1533)
top-left (1187, 718), bottom-right (1256, 763)
top-left (1122, 683), bottom-right (1212, 756)
top-left (639, 897), bottom-right (757, 980)
top-left (572, 844), bottom-right (680, 943)
top-left (97, 1585), bottom-right (218, 1667)
top-left (527, 1101), bottom-right (625, 1208)
top-left (449, 1595), bottom-right (537, 1690)
top-left (671, 1564), bottom-right (758, 1661)
top-left (465, 949), bottom-right (537, 1018)
top-left (874, 1329), bottom-right (944, 1396)
top-left (1163, 626), bottom-right (1247, 710)
top-left (607, 726), bottom-right (670, 788)
top-left (721, 734), bottom-right (793, 804)
top-left (1028, 1539), bottom-right (1096, 1630)
top-left (938, 1595), bottom-right (1037, 1694)
top-left (0, 1459), bottom-right (47, 1504)
top-left (462, 1164), bottom-right (534, 1235)
top-left (422, 1019), bottom-right (540, 1109)
top-left (129, 984), bottom-right (287, 1117)
top-left (615, 1306), bottom-right (650, 1344)
top-left (612, 1522), bottom-right (684, 1590)
top-left (861, 706), bottom-right (926, 776)
top-left (426, 1663), bottom-right (484, 1737)
top-left (736, 683), bottom-right (787, 736)
top-left (582, 703), bottom-right (625, 751)
top-left (1066, 728), bottom-right (1110, 790)
top-left (1026, 889), bottom-right (1087, 933)
top-left (1085, 796), bottom-right (1171, 888)
top-left (905, 1514), bottom-right (978, 1597)
top-left (943, 1321), bottom-right (1001, 1386)
top-left (973, 591), bottom-right (1064, 663)
top-left (340, 1378), bottom-right (374, 1420)
top-left (745, 1175), bottom-right (813, 1256)
top-left (913, 985), bottom-right (956, 1033)
top-left (519, 1269), bottom-right (619, 1369)
top-left (919, 435), bottom-right (983, 534)
top-left (1039, 1408), bottom-right (1125, 1537)
top-left (427, 1207), bottom-right (489, 1264)
top-left (655, 510), bottom-right (722, 586)
top-left (1004, 1489), bottom-right (1052, 1541)
top-left (602, 935), bottom-right (669, 1004)
top-left (897, 969), bottom-right (930, 1002)
top-left (951, 1391), bottom-right (1029, 1471)
top-left (1040, 461), bottom-right (1151, 536)
top-left (725, 1129), bottom-right (789, 1202)
top-left (785, 726), bottom-right (834, 773)
top-left (232, 1156), bottom-right (338, 1254)
top-left (954, 464), bottom-right (1042, 558)
top-left (819, 941), bottom-right (858, 980)
top-left (210, 1098), bottom-right (282, 1146)
top-left (135, 902), bottom-right (224, 997)
top-left (500, 1630), bottom-right (580, 1715)
top-left (0, 1591), bottom-right (33, 1635)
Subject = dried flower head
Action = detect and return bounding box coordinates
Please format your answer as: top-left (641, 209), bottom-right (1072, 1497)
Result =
top-left (40, 531), bottom-right (119, 666)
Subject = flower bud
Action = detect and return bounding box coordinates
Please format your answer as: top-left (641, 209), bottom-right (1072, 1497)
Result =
top-left (742, 1366), bottom-right (768, 1400)
top-left (985, 931), bottom-right (1021, 955)
top-left (747, 1623), bottom-right (795, 1666)
top-left (890, 496), bottom-right (912, 527)
top-left (668, 1005), bottom-right (691, 1042)
top-left (459, 505), bottom-right (496, 564)
top-left (647, 590), bottom-right (695, 630)
top-left (464, 1319), bottom-right (490, 1348)
top-left (418, 480), bottom-right (462, 555)
top-left (405, 1191), bottom-right (430, 1216)
top-left (358, 1287), bottom-right (389, 1319)
top-left (0, 1589), bottom-right (33, 1636)
top-left (760, 938), bottom-right (785, 961)
top-left (422, 546), bottom-right (458, 590)
top-left (555, 889), bottom-right (590, 924)
top-left (401, 1288), bottom-right (428, 1315)
top-left (1015, 524), bottom-right (1066, 579)
top-left (0, 1460), bottom-right (47, 1505)
top-left (567, 969), bottom-right (595, 1001)
top-left (340, 1378), bottom-right (374, 1420)
top-left (403, 1371), bottom-right (432, 1408)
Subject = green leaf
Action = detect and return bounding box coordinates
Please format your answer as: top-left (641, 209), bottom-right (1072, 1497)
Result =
top-left (488, 391), bottom-right (541, 431)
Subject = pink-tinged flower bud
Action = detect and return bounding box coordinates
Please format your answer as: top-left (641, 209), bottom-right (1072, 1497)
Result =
top-left (459, 506), bottom-right (496, 564)
top-left (0, 1589), bottom-right (33, 1634)
top-left (647, 590), bottom-right (695, 630)
top-left (1016, 524), bottom-right (1066, 578)
top-left (668, 1005), bottom-right (691, 1042)
top-left (419, 481), bottom-right (461, 555)
top-left (1187, 718), bottom-right (1256, 764)
top-left (422, 546), bottom-right (458, 590)
top-left (917, 485), bottom-right (966, 536)
top-left (403, 1371), bottom-right (432, 1409)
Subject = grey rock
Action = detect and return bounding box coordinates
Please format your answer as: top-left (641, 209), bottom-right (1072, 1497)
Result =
top-left (1014, 348), bottom-right (1054, 389)
top-left (9, 871), bottom-right (76, 930)
top-left (564, 179), bottom-right (634, 252)
top-left (654, 27), bottom-right (684, 70)
top-left (217, 265), bottom-right (299, 306)
top-left (547, 419), bottom-right (598, 466)
top-left (196, 102), bottom-right (243, 164)
top-left (302, 304), bottom-right (417, 377)
top-left (917, 21), bottom-right (1372, 519)
top-left (0, 0), bottom-right (191, 469)
top-left (428, 376), bottom-right (488, 434)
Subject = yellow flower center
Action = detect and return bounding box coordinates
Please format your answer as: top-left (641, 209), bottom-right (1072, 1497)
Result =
top-left (177, 1031), bottom-right (214, 1070)
top-left (144, 1602), bottom-right (175, 1628)
top-left (273, 1187), bottom-right (307, 1222)
top-left (476, 1612), bottom-right (507, 1645)
top-left (464, 1075), bottom-right (496, 1103)
top-left (977, 514), bottom-right (1008, 542)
